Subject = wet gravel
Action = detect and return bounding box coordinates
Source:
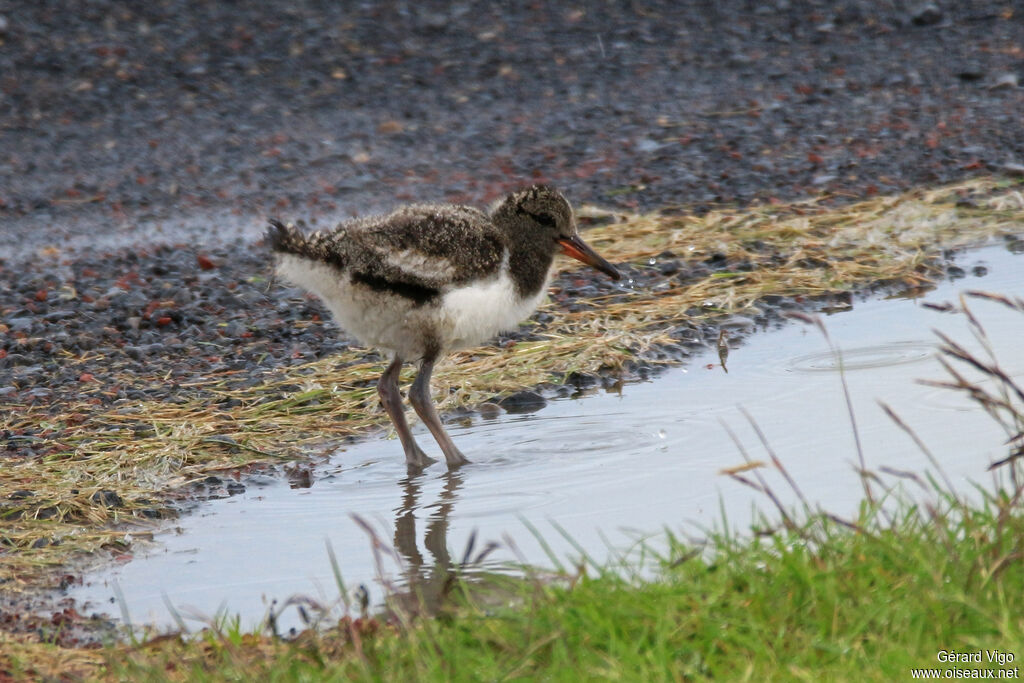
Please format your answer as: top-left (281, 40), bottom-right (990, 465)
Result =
top-left (1, 1), bottom-right (1022, 258)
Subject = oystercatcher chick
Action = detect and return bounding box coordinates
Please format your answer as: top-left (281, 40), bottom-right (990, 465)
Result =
top-left (268, 185), bottom-right (620, 470)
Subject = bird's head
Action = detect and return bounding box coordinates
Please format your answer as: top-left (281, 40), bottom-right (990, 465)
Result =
top-left (497, 185), bottom-right (620, 280)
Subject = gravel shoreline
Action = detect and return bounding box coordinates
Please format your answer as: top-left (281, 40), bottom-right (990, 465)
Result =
top-left (1, 1), bottom-right (1022, 258)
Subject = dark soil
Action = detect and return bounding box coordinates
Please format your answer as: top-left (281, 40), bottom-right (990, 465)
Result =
top-left (1, 1), bottom-right (1022, 259)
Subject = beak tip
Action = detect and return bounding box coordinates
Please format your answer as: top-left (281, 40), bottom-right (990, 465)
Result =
top-left (599, 263), bottom-right (621, 281)
top-left (558, 236), bottom-right (621, 281)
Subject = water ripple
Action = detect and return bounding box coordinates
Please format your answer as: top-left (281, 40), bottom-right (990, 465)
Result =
top-left (787, 341), bottom-right (935, 373)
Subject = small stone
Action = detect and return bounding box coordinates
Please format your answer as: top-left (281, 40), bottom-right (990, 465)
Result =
top-left (15, 365), bottom-right (45, 378)
top-left (566, 372), bottom-right (599, 389)
top-left (1, 353), bottom-right (25, 367)
top-left (90, 490), bottom-right (124, 507)
top-left (989, 73), bottom-right (1019, 90)
top-left (477, 402), bottom-right (502, 419)
top-left (636, 138), bottom-right (663, 153)
top-left (657, 259), bottom-right (682, 276)
top-left (5, 317), bottom-right (33, 332)
top-left (727, 53), bottom-right (753, 67)
top-left (910, 3), bottom-right (942, 26)
top-left (124, 345), bottom-right (145, 360)
top-left (74, 334), bottom-right (97, 351)
top-left (956, 65), bottom-right (985, 82)
top-left (498, 390), bottom-right (547, 414)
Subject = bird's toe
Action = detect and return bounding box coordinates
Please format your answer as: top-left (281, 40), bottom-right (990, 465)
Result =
top-left (443, 450), bottom-right (471, 470)
top-left (405, 447), bottom-right (437, 470)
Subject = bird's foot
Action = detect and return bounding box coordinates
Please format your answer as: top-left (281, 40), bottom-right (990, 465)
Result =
top-left (442, 448), bottom-right (470, 470)
top-left (405, 445), bottom-right (437, 470)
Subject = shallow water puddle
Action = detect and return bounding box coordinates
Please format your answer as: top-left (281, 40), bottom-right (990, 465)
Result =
top-left (72, 244), bottom-right (1024, 632)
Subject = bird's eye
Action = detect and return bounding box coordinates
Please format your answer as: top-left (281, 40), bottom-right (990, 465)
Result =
top-left (529, 211), bottom-right (557, 228)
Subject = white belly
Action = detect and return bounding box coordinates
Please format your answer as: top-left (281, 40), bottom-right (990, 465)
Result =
top-left (276, 254), bottom-right (549, 359)
top-left (438, 266), bottom-right (549, 351)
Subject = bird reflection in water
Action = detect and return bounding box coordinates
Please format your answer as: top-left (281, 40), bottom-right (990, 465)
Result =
top-left (387, 470), bottom-right (499, 617)
top-left (268, 471), bottom-right (500, 634)
top-left (390, 470), bottom-right (462, 614)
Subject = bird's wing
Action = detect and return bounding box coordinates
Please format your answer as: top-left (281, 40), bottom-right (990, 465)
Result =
top-left (343, 206), bottom-right (505, 295)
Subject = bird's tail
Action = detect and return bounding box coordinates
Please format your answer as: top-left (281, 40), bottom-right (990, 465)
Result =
top-left (266, 219), bottom-right (308, 256)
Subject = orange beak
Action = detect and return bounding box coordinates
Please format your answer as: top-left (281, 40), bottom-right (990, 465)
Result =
top-left (557, 235), bottom-right (621, 280)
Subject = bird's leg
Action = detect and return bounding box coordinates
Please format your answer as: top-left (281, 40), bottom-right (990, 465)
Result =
top-left (378, 355), bottom-right (436, 469)
top-left (409, 355), bottom-right (470, 469)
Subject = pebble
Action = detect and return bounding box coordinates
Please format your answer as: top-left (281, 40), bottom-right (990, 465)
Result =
top-left (989, 73), bottom-right (1019, 90)
top-left (90, 490), bottom-right (124, 508)
top-left (657, 260), bottom-right (682, 276)
top-left (1002, 163), bottom-right (1024, 177)
top-left (497, 390), bottom-right (547, 415)
top-left (5, 317), bottom-right (34, 332)
top-left (910, 3), bottom-right (942, 26)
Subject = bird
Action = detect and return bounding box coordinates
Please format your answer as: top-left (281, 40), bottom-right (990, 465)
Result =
top-left (267, 185), bottom-right (620, 470)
